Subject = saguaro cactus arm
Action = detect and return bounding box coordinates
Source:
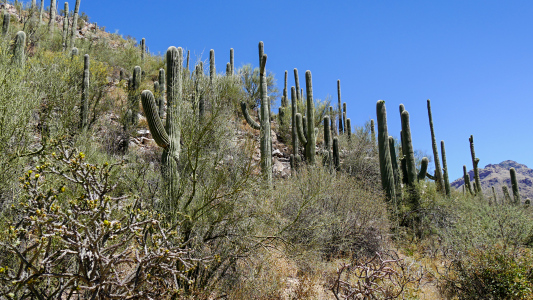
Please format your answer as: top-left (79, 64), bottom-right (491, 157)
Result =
top-left (141, 90), bottom-right (170, 148)
top-left (295, 113), bottom-right (307, 145)
top-left (418, 157), bottom-right (429, 181)
top-left (241, 102), bottom-right (260, 130)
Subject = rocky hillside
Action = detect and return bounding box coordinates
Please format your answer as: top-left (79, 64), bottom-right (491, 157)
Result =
top-left (451, 160), bottom-right (533, 201)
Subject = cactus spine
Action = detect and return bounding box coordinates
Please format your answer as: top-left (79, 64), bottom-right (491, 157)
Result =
top-left (441, 140), bottom-right (451, 196)
top-left (229, 48), bottom-right (234, 76)
top-left (469, 135), bottom-right (482, 195)
top-left (80, 54), bottom-right (89, 131)
top-left (69, 0), bottom-right (80, 49)
top-left (2, 13), bottom-right (9, 36)
top-left (510, 167), bottom-right (520, 205)
top-left (337, 80), bottom-right (343, 134)
top-left (13, 31), bottom-right (25, 67)
top-left (61, 2), bottom-right (68, 51)
top-left (48, 0), bottom-right (56, 33)
top-left (463, 165), bottom-right (473, 195)
top-left (427, 100), bottom-right (445, 194)
top-left (376, 100), bottom-right (396, 203)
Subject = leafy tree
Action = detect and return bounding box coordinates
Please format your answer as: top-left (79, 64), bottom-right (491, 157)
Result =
top-left (239, 63), bottom-right (280, 109)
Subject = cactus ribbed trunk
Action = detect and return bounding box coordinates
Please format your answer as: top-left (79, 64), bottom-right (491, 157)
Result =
top-left (418, 157), bottom-right (429, 181)
top-left (337, 80), bottom-right (343, 134)
top-left (401, 110), bottom-right (420, 211)
top-left (158, 68), bottom-right (165, 118)
top-left (469, 135), bottom-right (482, 195)
top-left (229, 48), bottom-right (234, 76)
top-left (342, 103), bottom-right (347, 135)
top-left (323, 115), bottom-right (331, 166)
top-left (333, 137), bottom-right (340, 170)
top-left (48, 0), bottom-right (57, 33)
top-left (209, 49), bottom-right (215, 83)
top-left (370, 119), bottom-right (376, 148)
top-left (441, 140), bottom-right (451, 196)
top-left (129, 66), bottom-right (141, 125)
top-left (140, 38), bottom-right (145, 61)
top-left (80, 54), bottom-right (89, 131)
top-left (294, 68), bottom-right (301, 103)
top-left (163, 46), bottom-right (183, 206)
top-left (376, 100), bottom-right (396, 203)
top-left (305, 71), bottom-right (315, 165)
top-left (427, 100), bottom-right (445, 194)
top-left (291, 86), bottom-right (299, 160)
top-left (13, 31), bottom-right (25, 67)
top-left (259, 48), bottom-right (272, 185)
top-left (389, 136), bottom-right (402, 200)
top-left (492, 186), bottom-right (497, 205)
top-left (510, 167), bottom-right (520, 205)
top-left (463, 165), bottom-right (473, 195)
top-left (346, 118), bottom-right (351, 138)
top-left (69, 0), bottom-right (80, 50)
top-left (329, 106), bottom-right (336, 135)
top-left (2, 13), bottom-right (9, 36)
top-left (61, 2), bottom-right (68, 51)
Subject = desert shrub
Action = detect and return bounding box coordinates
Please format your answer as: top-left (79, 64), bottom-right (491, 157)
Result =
top-left (0, 141), bottom-right (203, 299)
top-left (271, 166), bottom-right (389, 259)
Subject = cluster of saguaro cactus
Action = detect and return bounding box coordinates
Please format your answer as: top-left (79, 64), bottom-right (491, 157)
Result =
top-left (80, 54), bottom-right (89, 131)
top-left (69, 0), bottom-right (80, 49)
top-left (141, 46), bottom-right (183, 204)
top-left (241, 42), bottom-right (272, 185)
top-left (2, 12), bottom-right (9, 36)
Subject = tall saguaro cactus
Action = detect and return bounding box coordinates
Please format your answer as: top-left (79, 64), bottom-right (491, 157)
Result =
top-left (469, 135), bottom-right (482, 195)
top-left (304, 71), bottom-right (316, 164)
top-left (427, 99), bottom-right (445, 194)
top-left (141, 47), bottom-right (183, 206)
top-left (401, 110), bottom-right (421, 209)
top-left (376, 100), bottom-right (396, 203)
top-left (510, 167), bottom-right (520, 205)
top-left (61, 2), bottom-right (68, 51)
top-left (294, 68), bottom-right (301, 102)
top-left (69, 0), bottom-right (80, 49)
top-left (291, 86), bottom-right (299, 163)
top-left (337, 80), bottom-right (343, 134)
top-left (48, 0), bottom-right (57, 33)
top-left (209, 49), bottom-right (215, 83)
top-left (80, 54), bottom-right (89, 131)
top-left (229, 48), bottom-right (234, 76)
top-left (441, 140), bottom-right (451, 196)
top-left (12, 31), bottom-right (26, 67)
top-left (241, 42), bottom-right (272, 185)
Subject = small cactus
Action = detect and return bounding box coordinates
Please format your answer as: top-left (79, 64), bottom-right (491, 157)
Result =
top-left (71, 47), bottom-right (79, 58)
top-left (370, 119), bottom-right (376, 148)
top-left (346, 118), bottom-right (351, 138)
top-left (229, 48), bottom-right (234, 75)
top-left (323, 115), bottom-right (332, 166)
top-left (401, 109), bottom-right (421, 210)
top-left (510, 167), bottom-right (520, 205)
top-left (343, 103), bottom-right (347, 135)
top-left (140, 38), bottom-right (145, 61)
top-left (492, 186), bottom-right (497, 205)
top-left (13, 31), bottom-right (26, 67)
top-left (469, 135), bottom-right (482, 195)
top-left (502, 186), bottom-right (512, 204)
top-left (304, 71), bottom-right (316, 164)
top-left (80, 54), bottom-right (89, 131)
top-left (463, 165), bottom-right (473, 195)
top-left (329, 106), bottom-right (336, 135)
top-left (210, 49), bottom-right (215, 83)
top-left (128, 66), bottom-right (141, 125)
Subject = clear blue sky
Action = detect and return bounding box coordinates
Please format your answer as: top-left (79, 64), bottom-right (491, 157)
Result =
top-left (46, 0), bottom-right (533, 181)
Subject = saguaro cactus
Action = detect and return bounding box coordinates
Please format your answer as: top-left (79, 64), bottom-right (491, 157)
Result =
top-left (370, 119), bottom-right (376, 147)
top-left (304, 71), bottom-right (316, 164)
top-left (158, 68), bottom-right (165, 118)
top-left (441, 140), bottom-right (451, 196)
top-left (294, 68), bottom-right (301, 102)
top-left (510, 167), bottom-right (520, 205)
top-left (128, 66), bottom-right (141, 125)
top-left (401, 109), bottom-right (421, 210)
top-left (229, 48), bottom-right (234, 76)
top-left (337, 80), bottom-right (343, 134)
top-left (343, 103), bottom-right (347, 135)
top-left (346, 118), bottom-right (351, 138)
top-left (291, 87), bottom-right (299, 162)
top-left (427, 99), bottom-right (445, 194)
top-left (502, 186), bottom-right (512, 204)
top-left (140, 38), bottom-right (145, 61)
top-left (418, 157), bottom-right (429, 181)
top-left (2, 13), bottom-right (9, 36)
top-left (376, 100), bottom-right (396, 203)
top-left (80, 54), bottom-right (89, 131)
top-left (39, 0), bottom-right (44, 24)
top-left (323, 116), bottom-right (332, 162)
top-left (48, 0), bottom-right (57, 33)
top-left (241, 42), bottom-right (271, 185)
top-left (69, 0), bottom-right (80, 49)
top-left (141, 47), bottom-right (183, 205)
top-left (389, 136), bottom-right (402, 199)
top-left (492, 186), bottom-right (497, 205)
top-left (463, 165), bottom-right (473, 195)
top-left (61, 2), bottom-right (68, 51)
top-left (333, 137), bottom-right (340, 170)
top-left (13, 31), bottom-right (26, 67)
top-left (469, 135), bottom-right (482, 195)
top-left (209, 49), bottom-right (215, 83)
top-left (70, 47), bottom-right (78, 58)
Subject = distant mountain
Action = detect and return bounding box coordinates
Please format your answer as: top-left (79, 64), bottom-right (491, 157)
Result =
top-left (451, 160), bottom-right (533, 202)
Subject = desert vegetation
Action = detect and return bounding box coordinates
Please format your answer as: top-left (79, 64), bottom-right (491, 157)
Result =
top-left (1, 2), bottom-right (533, 299)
